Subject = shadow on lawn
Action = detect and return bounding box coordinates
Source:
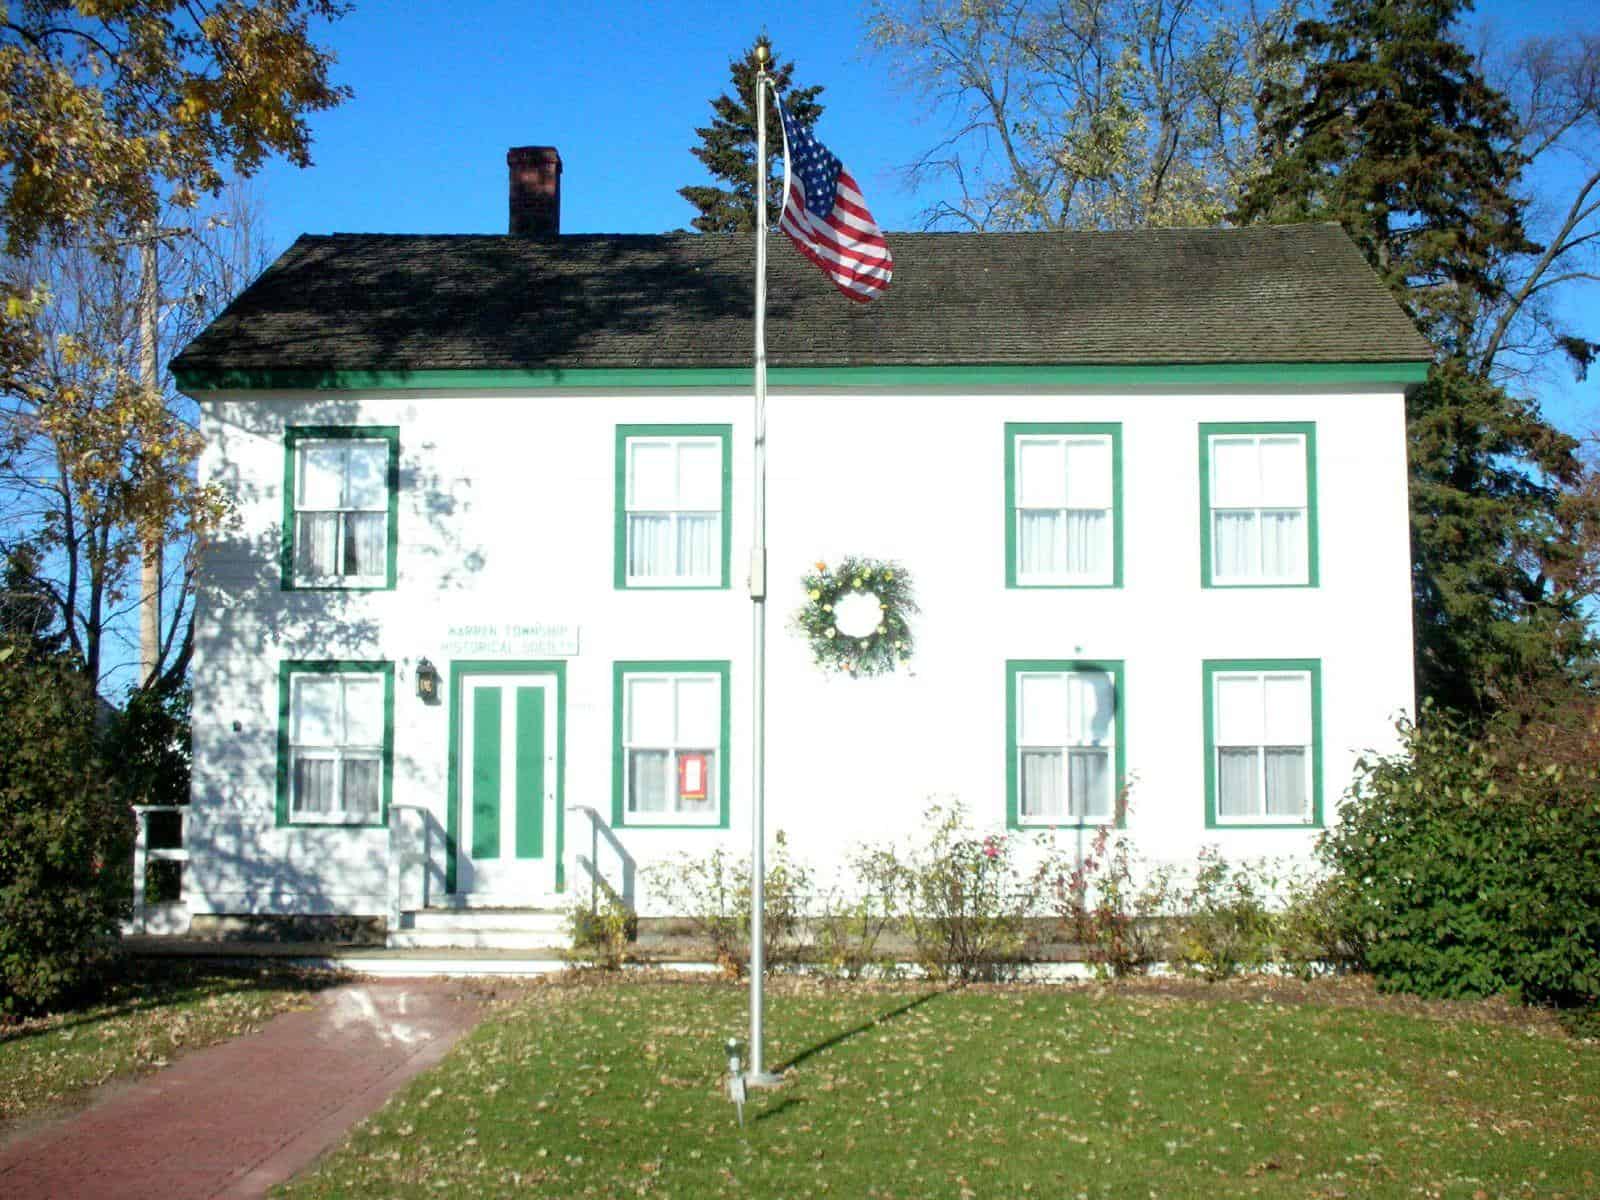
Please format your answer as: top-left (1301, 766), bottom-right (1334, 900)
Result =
top-left (0, 960), bottom-right (343, 1046)
top-left (775, 989), bottom-right (946, 1074)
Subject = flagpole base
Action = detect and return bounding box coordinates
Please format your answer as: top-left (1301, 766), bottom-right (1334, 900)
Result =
top-left (744, 1070), bottom-right (785, 1089)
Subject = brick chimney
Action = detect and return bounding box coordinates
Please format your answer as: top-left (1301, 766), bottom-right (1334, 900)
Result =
top-left (508, 146), bottom-right (562, 237)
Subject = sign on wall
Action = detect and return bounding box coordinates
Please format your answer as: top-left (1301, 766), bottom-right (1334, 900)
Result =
top-left (442, 621), bottom-right (580, 658)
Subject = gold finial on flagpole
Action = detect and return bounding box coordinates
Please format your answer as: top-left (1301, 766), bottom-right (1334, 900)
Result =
top-left (754, 41), bottom-right (770, 70)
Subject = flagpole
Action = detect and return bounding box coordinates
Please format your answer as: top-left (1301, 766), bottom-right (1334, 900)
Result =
top-left (747, 42), bottom-right (781, 1088)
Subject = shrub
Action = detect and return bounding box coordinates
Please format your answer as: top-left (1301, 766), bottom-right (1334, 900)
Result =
top-left (1172, 848), bottom-right (1277, 981)
top-left (899, 801), bottom-right (1054, 981)
top-left (0, 649), bottom-right (133, 1013)
top-left (647, 831), bottom-right (814, 977)
top-left (814, 845), bottom-right (903, 979)
top-left (566, 884), bottom-right (637, 971)
top-left (1322, 709), bottom-right (1600, 1007)
top-left (1055, 822), bottom-right (1175, 977)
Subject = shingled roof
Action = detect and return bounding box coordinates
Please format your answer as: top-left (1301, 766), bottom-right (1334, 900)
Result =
top-left (172, 223), bottom-right (1432, 379)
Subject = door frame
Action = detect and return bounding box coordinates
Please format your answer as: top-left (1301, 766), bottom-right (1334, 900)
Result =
top-left (446, 660), bottom-right (567, 895)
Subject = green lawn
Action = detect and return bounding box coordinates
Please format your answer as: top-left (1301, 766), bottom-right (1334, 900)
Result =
top-left (0, 961), bottom-right (339, 1126)
top-left (285, 976), bottom-right (1599, 1199)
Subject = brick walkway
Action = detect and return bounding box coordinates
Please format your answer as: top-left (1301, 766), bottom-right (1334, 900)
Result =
top-left (0, 979), bottom-right (485, 1199)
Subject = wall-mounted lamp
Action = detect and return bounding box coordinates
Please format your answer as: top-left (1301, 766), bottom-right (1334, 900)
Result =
top-left (416, 657), bottom-right (441, 705)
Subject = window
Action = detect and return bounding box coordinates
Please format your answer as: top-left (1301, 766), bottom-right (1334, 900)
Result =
top-left (615, 425), bottom-right (732, 588)
top-left (612, 662), bottom-right (730, 827)
top-left (275, 662), bottom-right (394, 827)
top-left (1204, 659), bottom-right (1322, 827)
top-left (1200, 423), bottom-right (1317, 587)
top-left (1006, 423), bottom-right (1121, 587)
top-left (283, 427), bottom-right (400, 589)
top-left (1007, 660), bottom-right (1125, 828)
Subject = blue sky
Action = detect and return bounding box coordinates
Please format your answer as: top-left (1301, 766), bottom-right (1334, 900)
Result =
top-left (249, 0), bottom-right (1597, 431)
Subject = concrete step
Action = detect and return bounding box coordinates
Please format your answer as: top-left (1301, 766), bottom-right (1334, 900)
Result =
top-left (402, 908), bottom-right (566, 935)
top-left (386, 928), bottom-right (569, 951)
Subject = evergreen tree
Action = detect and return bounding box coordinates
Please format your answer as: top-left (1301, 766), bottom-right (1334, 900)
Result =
top-left (680, 39), bottom-right (825, 233)
top-left (1236, 0), bottom-right (1597, 715)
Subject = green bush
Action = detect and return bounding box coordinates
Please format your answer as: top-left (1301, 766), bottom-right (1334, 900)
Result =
top-left (814, 845), bottom-right (903, 979)
top-left (566, 884), bottom-right (637, 971)
top-left (1172, 849), bottom-right (1277, 981)
top-left (899, 801), bottom-right (1053, 982)
top-left (1055, 822), bottom-right (1175, 978)
top-left (0, 649), bottom-right (133, 1013)
top-left (1322, 711), bottom-right (1600, 1007)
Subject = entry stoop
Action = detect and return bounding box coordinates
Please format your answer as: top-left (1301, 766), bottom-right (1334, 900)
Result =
top-left (388, 906), bottom-right (569, 951)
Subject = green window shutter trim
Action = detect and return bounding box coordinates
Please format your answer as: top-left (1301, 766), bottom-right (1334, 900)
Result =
top-left (274, 659), bottom-right (395, 830)
top-left (1004, 659), bottom-right (1127, 832)
top-left (280, 426), bottom-right (401, 592)
top-left (613, 425), bottom-right (733, 591)
top-left (611, 660), bottom-right (732, 830)
top-left (1201, 658), bottom-right (1324, 830)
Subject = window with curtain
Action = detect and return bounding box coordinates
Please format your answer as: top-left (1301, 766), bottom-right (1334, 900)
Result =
top-left (621, 432), bottom-right (726, 586)
top-left (1012, 664), bottom-right (1120, 824)
top-left (285, 668), bottom-right (388, 823)
top-left (288, 432), bottom-right (396, 587)
top-left (1210, 668), bottom-right (1315, 823)
top-left (618, 667), bottom-right (725, 824)
top-left (1205, 429), bottom-right (1313, 585)
top-left (1010, 428), bottom-right (1117, 585)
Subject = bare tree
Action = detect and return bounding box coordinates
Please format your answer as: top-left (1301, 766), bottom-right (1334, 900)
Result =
top-left (0, 184), bottom-right (273, 693)
top-left (866, 0), bottom-right (1297, 230)
top-left (1478, 33), bottom-right (1600, 386)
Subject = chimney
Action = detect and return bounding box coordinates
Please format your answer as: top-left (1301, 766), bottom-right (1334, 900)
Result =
top-left (508, 146), bottom-right (562, 237)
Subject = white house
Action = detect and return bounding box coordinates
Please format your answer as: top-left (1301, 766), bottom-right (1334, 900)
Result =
top-left (168, 146), bottom-right (1433, 942)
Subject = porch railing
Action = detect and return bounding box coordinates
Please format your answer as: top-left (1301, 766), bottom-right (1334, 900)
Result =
top-left (129, 804), bottom-right (189, 934)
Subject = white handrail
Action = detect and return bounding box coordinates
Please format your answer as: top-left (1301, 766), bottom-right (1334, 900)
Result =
top-left (129, 805), bottom-right (188, 934)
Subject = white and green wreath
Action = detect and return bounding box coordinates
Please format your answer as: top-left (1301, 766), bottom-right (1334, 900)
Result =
top-left (793, 556), bottom-right (917, 677)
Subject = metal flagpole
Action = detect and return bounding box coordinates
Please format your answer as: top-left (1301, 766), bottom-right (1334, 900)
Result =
top-left (746, 42), bottom-right (781, 1088)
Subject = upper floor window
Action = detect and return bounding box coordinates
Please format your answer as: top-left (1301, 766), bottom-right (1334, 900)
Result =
top-left (1200, 423), bottom-right (1317, 587)
top-left (1007, 660), bottom-right (1124, 828)
top-left (1204, 659), bottom-right (1322, 827)
top-left (283, 427), bottom-right (400, 590)
top-left (615, 425), bottom-right (732, 589)
top-left (1006, 423), bottom-right (1121, 587)
top-left (276, 661), bottom-right (394, 827)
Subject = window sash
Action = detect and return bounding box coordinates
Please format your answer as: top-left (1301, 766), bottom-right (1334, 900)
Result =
top-left (1015, 669), bottom-right (1117, 824)
top-left (292, 439), bottom-right (391, 584)
top-left (1212, 671), bottom-right (1313, 823)
top-left (621, 672), bottom-right (723, 821)
top-left (1208, 434), bottom-right (1309, 584)
top-left (624, 437), bottom-right (724, 584)
top-left (288, 673), bottom-right (385, 823)
top-left (1014, 434), bottom-right (1115, 584)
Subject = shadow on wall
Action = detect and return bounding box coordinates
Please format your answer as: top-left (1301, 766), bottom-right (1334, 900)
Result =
top-left (187, 395), bottom-right (488, 916)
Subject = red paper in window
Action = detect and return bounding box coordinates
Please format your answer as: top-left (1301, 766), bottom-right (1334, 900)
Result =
top-left (678, 753), bottom-right (708, 802)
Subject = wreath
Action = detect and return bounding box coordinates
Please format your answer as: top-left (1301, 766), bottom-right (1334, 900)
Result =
top-left (793, 556), bottom-right (917, 677)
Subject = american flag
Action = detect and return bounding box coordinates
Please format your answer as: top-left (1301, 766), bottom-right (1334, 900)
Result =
top-left (776, 96), bottom-right (892, 302)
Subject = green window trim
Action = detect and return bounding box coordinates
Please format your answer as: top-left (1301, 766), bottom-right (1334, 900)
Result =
top-left (613, 424), bottom-right (733, 591)
top-left (1005, 659), bottom-right (1127, 831)
top-left (1202, 658), bottom-right (1324, 830)
top-left (1004, 422), bottom-right (1124, 589)
top-left (281, 426), bottom-right (401, 591)
top-left (177, 361), bottom-right (1432, 393)
top-left (274, 660), bottom-right (395, 829)
top-left (445, 660), bottom-right (569, 895)
top-left (1198, 421), bottom-right (1319, 589)
top-left (612, 660), bottom-right (732, 830)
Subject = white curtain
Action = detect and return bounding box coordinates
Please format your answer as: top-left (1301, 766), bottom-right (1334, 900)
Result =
top-left (292, 757), bottom-right (335, 815)
top-left (676, 515), bottom-right (717, 578)
top-left (1213, 512), bottom-right (1256, 577)
top-left (296, 513), bottom-right (339, 577)
top-left (1020, 750), bottom-right (1063, 817)
top-left (1018, 511), bottom-right (1063, 575)
top-left (1065, 510), bottom-right (1107, 576)
top-left (346, 512), bottom-right (387, 577)
top-left (1260, 511), bottom-right (1303, 579)
top-left (1217, 747), bottom-right (1259, 816)
top-left (342, 758), bottom-right (381, 816)
top-left (628, 515), bottom-right (672, 577)
top-left (1068, 749), bottom-right (1111, 818)
top-left (628, 750), bottom-right (669, 813)
top-left (1264, 748), bottom-right (1307, 817)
